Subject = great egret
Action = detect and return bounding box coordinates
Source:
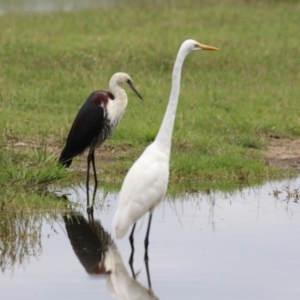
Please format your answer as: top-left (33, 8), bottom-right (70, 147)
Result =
top-left (59, 73), bottom-right (143, 212)
top-left (112, 39), bottom-right (219, 260)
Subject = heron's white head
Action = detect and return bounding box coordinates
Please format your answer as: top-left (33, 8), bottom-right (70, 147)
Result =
top-left (112, 72), bottom-right (133, 86)
top-left (181, 39), bottom-right (219, 54)
top-left (110, 72), bottom-right (143, 100)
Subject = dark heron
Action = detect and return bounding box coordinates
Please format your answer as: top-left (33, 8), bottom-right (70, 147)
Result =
top-left (59, 73), bottom-right (143, 212)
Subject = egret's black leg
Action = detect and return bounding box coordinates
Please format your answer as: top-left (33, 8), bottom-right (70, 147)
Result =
top-left (129, 257), bottom-right (136, 279)
top-left (129, 223), bottom-right (136, 263)
top-left (145, 253), bottom-right (152, 290)
top-left (144, 213), bottom-right (153, 262)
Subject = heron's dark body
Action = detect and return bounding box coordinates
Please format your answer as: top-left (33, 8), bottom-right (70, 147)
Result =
top-left (59, 90), bottom-right (115, 167)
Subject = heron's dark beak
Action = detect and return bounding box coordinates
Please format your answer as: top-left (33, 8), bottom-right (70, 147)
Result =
top-left (128, 82), bottom-right (143, 100)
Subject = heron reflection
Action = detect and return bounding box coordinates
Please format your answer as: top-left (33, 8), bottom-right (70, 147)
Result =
top-left (63, 211), bottom-right (114, 275)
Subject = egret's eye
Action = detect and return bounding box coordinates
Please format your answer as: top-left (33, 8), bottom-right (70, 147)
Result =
top-left (127, 79), bottom-right (132, 85)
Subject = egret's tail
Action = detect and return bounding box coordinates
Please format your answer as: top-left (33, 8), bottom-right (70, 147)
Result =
top-left (113, 213), bottom-right (132, 239)
top-left (114, 226), bottom-right (128, 239)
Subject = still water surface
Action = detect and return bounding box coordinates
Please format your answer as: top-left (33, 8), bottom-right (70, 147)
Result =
top-left (1, 178), bottom-right (300, 299)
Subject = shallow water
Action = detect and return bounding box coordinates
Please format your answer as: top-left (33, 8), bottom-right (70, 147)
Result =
top-left (1, 178), bottom-right (300, 299)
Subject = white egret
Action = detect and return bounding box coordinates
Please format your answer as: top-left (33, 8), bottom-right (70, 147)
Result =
top-left (112, 39), bottom-right (219, 260)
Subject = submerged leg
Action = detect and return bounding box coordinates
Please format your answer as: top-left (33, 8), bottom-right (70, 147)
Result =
top-left (145, 253), bottom-right (152, 290)
top-left (129, 257), bottom-right (136, 279)
top-left (129, 223), bottom-right (136, 261)
top-left (129, 223), bottom-right (137, 274)
top-left (144, 213), bottom-right (153, 262)
top-left (90, 150), bottom-right (98, 209)
top-left (87, 208), bottom-right (94, 222)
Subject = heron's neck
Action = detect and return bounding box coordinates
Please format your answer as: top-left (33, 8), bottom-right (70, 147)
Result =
top-left (108, 82), bottom-right (128, 125)
top-left (155, 48), bottom-right (187, 151)
top-left (109, 80), bottom-right (126, 102)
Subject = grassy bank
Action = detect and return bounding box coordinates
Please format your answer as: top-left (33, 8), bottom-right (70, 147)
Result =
top-left (0, 0), bottom-right (299, 205)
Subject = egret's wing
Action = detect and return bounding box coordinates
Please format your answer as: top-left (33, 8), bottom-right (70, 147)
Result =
top-left (113, 144), bottom-right (169, 237)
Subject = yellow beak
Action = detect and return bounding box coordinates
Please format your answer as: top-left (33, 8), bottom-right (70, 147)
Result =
top-left (198, 43), bottom-right (219, 51)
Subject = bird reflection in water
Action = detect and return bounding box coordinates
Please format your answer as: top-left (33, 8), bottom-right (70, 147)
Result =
top-left (105, 247), bottom-right (159, 300)
top-left (63, 211), bottom-right (159, 299)
top-left (63, 212), bottom-right (114, 275)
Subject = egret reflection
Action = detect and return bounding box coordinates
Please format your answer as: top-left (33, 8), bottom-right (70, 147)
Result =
top-left (105, 247), bottom-right (159, 300)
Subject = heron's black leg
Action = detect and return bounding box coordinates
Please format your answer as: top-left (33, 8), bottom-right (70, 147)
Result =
top-left (145, 253), bottom-right (152, 290)
top-left (90, 150), bottom-right (98, 208)
top-left (144, 213), bottom-right (153, 262)
top-left (86, 149), bottom-right (93, 213)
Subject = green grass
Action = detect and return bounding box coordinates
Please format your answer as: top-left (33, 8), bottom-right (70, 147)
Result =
top-left (0, 138), bottom-right (73, 209)
top-left (0, 0), bottom-right (300, 201)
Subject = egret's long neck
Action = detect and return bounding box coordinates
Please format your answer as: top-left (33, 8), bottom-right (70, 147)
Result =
top-left (155, 48), bottom-right (187, 151)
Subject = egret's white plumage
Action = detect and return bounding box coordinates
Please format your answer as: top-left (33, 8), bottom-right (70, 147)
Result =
top-left (113, 39), bottom-right (219, 246)
top-left (114, 142), bottom-right (169, 238)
